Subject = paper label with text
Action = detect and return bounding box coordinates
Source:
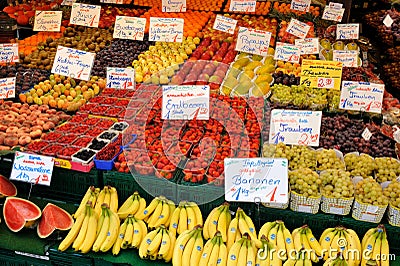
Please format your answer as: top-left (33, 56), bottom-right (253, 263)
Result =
top-left (290, 0), bottom-right (311, 12)
top-left (336, 24), bottom-right (359, 40)
top-left (322, 6), bottom-right (345, 22)
top-left (162, 85), bottom-right (210, 120)
top-left (333, 50), bottom-right (359, 67)
top-left (362, 127), bottom-right (372, 141)
top-left (51, 46), bottom-right (95, 81)
top-left (10, 152), bottom-right (54, 186)
top-left (61, 0), bottom-right (76, 5)
top-left (0, 43), bottom-right (19, 63)
top-left (274, 42), bottom-right (301, 63)
top-left (33, 11), bottom-right (62, 32)
top-left (224, 158), bottom-right (289, 203)
top-left (106, 67), bottom-right (135, 89)
top-left (162, 0), bottom-right (186, 12)
top-left (213, 15), bottom-right (237, 34)
top-left (295, 38), bottom-right (319, 54)
top-left (149, 17), bottom-right (184, 42)
top-left (340, 81), bottom-right (384, 113)
top-left (329, 2), bottom-right (343, 8)
top-left (113, 16), bottom-right (146, 41)
top-left (70, 4), bottom-right (101, 27)
top-left (286, 18), bottom-right (311, 39)
top-left (300, 59), bottom-right (343, 90)
top-left (235, 27), bottom-right (272, 56)
top-left (100, 0), bottom-right (124, 4)
top-left (383, 14), bottom-right (394, 27)
top-left (229, 0), bottom-right (256, 12)
top-left (0, 77), bottom-right (15, 99)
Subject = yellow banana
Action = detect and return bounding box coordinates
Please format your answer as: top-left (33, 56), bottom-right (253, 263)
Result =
top-left (147, 199), bottom-right (164, 229)
top-left (276, 223), bottom-right (287, 260)
top-left (217, 205), bottom-right (229, 243)
top-left (218, 237), bottom-right (228, 266)
top-left (139, 227), bottom-right (161, 259)
top-left (371, 232), bottom-right (382, 262)
top-left (380, 231), bottom-right (390, 266)
top-left (158, 227), bottom-right (172, 258)
top-left (132, 218), bottom-right (148, 248)
top-left (153, 200), bottom-right (170, 228)
top-left (203, 205), bottom-right (218, 239)
top-left (227, 217), bottom-right (238, 252)
top-left (118, 192), bottom-right (141, 219)
top-left (72, 208), bottom-right (90, 251)
top-left (146, 226), bottom-right (164, 256)
top-left (241, 209), bottom-right (258, 242)
top-left (282, 223), bottom-right (295, 259)
top-left (246, 239), bottom-right (256, 266)
top-left (100, 209), bottom-right (120, 252)
top-left (92, 205), bottom-right (110, 252)
top-left (189, 201), bottom-right (203, 226)
top-left (112, 218), bottom-right (128, 256)
top-left (209, 205), bottom-right (224, 239)
top-left (181, 229), bottom-right (198, 265)
top-left (329, 230), bottom-right (342, 259)
top-left (320, 228), bottom-right (339, 260)
top-left (258, 221), bottom-right (276, 240)
top-left (177, 205), bottom-right (188, 235)
top-left (165, 200), bottom-right (176, 227)
top-left (199, 234), bottom-right (216, 265)
top-left (208, 234), bottom-right (221, 266)
top-left (94, 188), bottom-right (106, 217)
top-left (169, 205), bottom-right (181, 237)
top-left (136, 197), bottom-right (160, 220)
top-left (79, 207), bottom-right (98, 253)
top-left (123, 218), bottom-right (134, 249)
top-left (304, 226), bottom-right (322, 257)
top-left (136, 197), bottom-right (147, 217)
top-left (172, 229), bottom-right (196, 266)
top-left (237, 238), bottom-right (249, 266)
top-left (186, 203), bottom-right (197, 231)
top-left (163, 230), bottom-right (176, 262)
top-left (227, 238), bottom-right (244, 266)
top-left (268, 223), bottom-right (279, 247)
top-left (283, 258), bottom-right (297, 266)
top-left (190, 228), bottom-right (204, 265)
top-left (103, 187), bottom-right (111, 208)
top-left (109, 186), bottom-right (118, 213)
top-left (58, 211), bottom-right (86, 251)
top-left (319, 227), bottom-right (337, 244)
top-left (73, 186), bottom-right (95, 218)
top-left (362, 227), bottom-right (376, 249)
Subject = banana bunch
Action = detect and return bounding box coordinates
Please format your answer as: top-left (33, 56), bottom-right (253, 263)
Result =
top-left (203, 203), bottom-right (231, 242)
top-left (172, 226), bottom-right (204, 266)
top-left (135, 196), bottom-right (175, 229)
top-left (256, 235), bottom-right (283, 266)
top-left (112, 214), bottom-right (148, 255)
top-left (94, 186), bottom-right (118, 217)
top-left (117, 191), bottom-right (146, 219)
top-left (226, 207), bottom-right (261, 251)
top-left (139, 225), bottom-right (176, 262)
top-left (58, 202), bottom-right (98, 253)
top-left (92, 203), bottom-right (120, 253)
top-left (292, 225), bottom-right (323, 263)
top-left (227, 234), bottom-right (257, 266)
top-left (199, 232), bottom-right (227, 266)
top-left (361, 225), bottom-right (390, 266)
top-left (319, 226), bottom-right (361, 265)
top-left (73, 186), bottom-right (99, 218)
top-left (283, 249), bottom-right (315, 266)
top-left (258, 220), bottom-right (294, 261)
top-left (324, 254), bottom-right (354, 266)
top-left (169, 201), bottom-right (203, 236)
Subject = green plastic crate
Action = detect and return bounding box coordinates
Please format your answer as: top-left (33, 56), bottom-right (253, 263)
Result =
top-left (48, 245), bottom-right (93, 266)
top-left (0, 248), bottom-right (51, 266)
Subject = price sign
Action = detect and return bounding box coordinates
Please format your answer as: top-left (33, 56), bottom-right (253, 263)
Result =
top-left (340, 81), bottom-right (384, 113)
top-left (106, 67), bottom-right (135, 90)
top-left (70, 3), bottom-right (101, 28)
top-left (333, 50), bottom-right (359, 67)
top-left (0, 43), bottom-right (19, 63)
top-left (149, 17), bottom-right (184, 42)
top-left (322, 6), bottom-right (345, 22)
top-left (10, 152), bottom-right (54, 186)
top-left (269, 109), bottom-right (322, 146)
top-left (229, 0), bottom-right (256, 12)
top-left (329, 2), bottom-right (343, 8)
top-left (213, 15), bottom-right (237, 34)
top-left (300, 59), bottom-right (343, 90)
top-left (286, 18), bottom-right (311, 39)
top-left (274, 42), bottom-right (301, 63)
top-left (224, 158), bottom-right (289, 203)
top-left (61, 0), bottom-right (76, 5)
top-left (162, 85), bottom-right (209, 120)
top-left (336, 24), bottom-right (359, 40)
top-left (162, 0), bottom-right (186, 12)
top-left (33, 11), bottom-right (62, 32)
top-left (295, 38), bottom-right (319, 54)
top-left (235, 27), bottom-right (272, 56)
top-left (383, 14), bottom-right (394, 27)
top-left (362, 127), bottom-right (372, 141)
top-left (100, 0), bottom-right (124, 3)
top-left (290, 0), bottom-right (311, 12)
top-left (0, 77), bottom-right (15, 99)
top-left (113, 16), bottom-right (146, 41)
top-left (51, 46), bottom-right (95, 81)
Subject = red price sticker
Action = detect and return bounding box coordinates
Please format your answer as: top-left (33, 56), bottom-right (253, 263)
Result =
top-left (317, 77), bottom-right (334, 89)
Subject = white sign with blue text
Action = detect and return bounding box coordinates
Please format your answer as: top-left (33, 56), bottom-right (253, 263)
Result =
top-left (0, 77), bottom-right (16, 99)
top-left (162, 0), bottom-right (186, 12)
top-left (286, 18), bottom-right (310, 39)
top-left (70, 3), bottom-right (101, 28)
top-left (269, 109), bottom-right (322, 146)
top-left (340, 81), bottom-right (384, 114)
top-left (229, 0), bottom-right (256, 12)
top-left (10, 152), bottom-right (54, 186)
top-left (235, 27), bottom-right (272, 56)
top-left (0, 43), bottom-right (19, 63)
top-left (162, 85), bottom-right (210, 120)
top-left (149, 17), bottom-right (184, 42)
top-left (51, 46), bottom-right (95, 81)
top-left (290, 0), bottom-right (311, 12)
top-left (224, 158), bottom-right (289, 203)
top-left (336, 24), bottom-right (359, 40)
top-left (213, 15), bottom-right (237, 34)
top-left (106, 67), bottom-right (135, 89)
top-left (113, 16), bottom-right (146, 41)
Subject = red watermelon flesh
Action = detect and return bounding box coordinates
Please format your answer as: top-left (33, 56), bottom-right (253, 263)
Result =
top-left (3, 197), bottom-right (41, 232)
top-left (37, 203), bottom-right (73, 238)
top-left (0, 174), bottom-right (17, 197)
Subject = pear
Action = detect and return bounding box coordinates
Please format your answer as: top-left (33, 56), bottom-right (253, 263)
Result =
top-left (320, 38), bottom-right (332, 50)
top-left (333, 41), bottom-right (345, 50)
top-left (346, 42), bottom-right (358, 51)
top-left (243, 61), bottom-right (263, 71)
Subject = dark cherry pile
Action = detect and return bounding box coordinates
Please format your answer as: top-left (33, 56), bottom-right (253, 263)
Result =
top-left (0, 65), bottom-right (49, 95)
top-left (272, 71), bottom-right (300, 86)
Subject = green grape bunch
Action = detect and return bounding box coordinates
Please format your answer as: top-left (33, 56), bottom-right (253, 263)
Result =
top-left (383, 181), bottom-right (400, 209)
top-left (355, 177), bottom-right (389, 206)
top-left (375, 157), bottom-right (400, 183)
top-left (344, 153), bottom-right (375, 178)
top-left (320, 169), bottom-right (354, 198)
top-left (289, 168), bottom-right (321, 198)
top-left (316, 149), bottom-right (345, 171)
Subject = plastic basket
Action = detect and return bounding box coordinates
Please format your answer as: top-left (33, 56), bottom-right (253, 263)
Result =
top-left (351, 198), bottom-right (387, 223)
top-left (94, 148), bottom-right (122, 171)
top-left (387, 203), bottom-right (400, 227)
top-left (289, 191), bottom-right (321, 214)
top-left (48, 245), bottom-right (93, 266)
top-left (320, 195), bottom-right (354, 216)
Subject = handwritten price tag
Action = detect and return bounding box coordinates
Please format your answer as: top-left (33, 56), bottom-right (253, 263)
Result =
top-left (213, 15), bottom-right (237, 34)
top-left (235, 27), bottom-right (272, 56)
top-left (149, 17), bottom-right (184, 43)
top-left (70, 3), bottom-right (101, 28)
top-left (295, 38), bottom-right (319, 54)
top-left (106, 67), bottom-right (135, 90)
top-left (274, 42), bottom-right (301, 63)
top-left (113, 16), bottom-right (146, 41)
top-left (0, 77), bottom-right (16, 99)
top-left (317, 77), bottom-right (334, 89)
top-left (61, 0), bottom-right (76, 6)
top-left (300, 59), bottom-right (343, 90)
top-left (224, 158), bottom-right (289, 203)
top-left (33, 11), bottom-right (62, 32)
top-left (269, 109), bottom-right (322, 146)
top-left (336, 24), bottom-right (359, 40)
top-left (333, 50), bottom-right (359, 67)
top-left (362, 127), bottom-right (372, 141)
top-left (340, 81), bottom-right (384, 114)
top-left (229, 0), bottom-right (256, 12)
top-left (0, 43), bottom-right (19, 63)
top-left (162, 0), bottom-right (186, 12)
top-left (286, 18), bottom-right (311, 39)
top-left (10, 152), bottom-right (54, 186)
top-left (322, 6), bottom-right (345, 22)
top-left (100, 0), bottom-right (124, 3)
top-left (51, 46), bottom-right (95, 81)
top-left (290, 0), bottom-right (311, 12)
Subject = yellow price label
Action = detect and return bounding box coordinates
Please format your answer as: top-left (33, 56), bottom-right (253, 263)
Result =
top-left (54, 158), bottom-right (72, 169)
top-left (300, 60), bottom-right (343, 90)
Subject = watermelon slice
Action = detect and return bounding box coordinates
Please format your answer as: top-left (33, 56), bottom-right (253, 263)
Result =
top-left (3, 197), bottom-right (41, 232)
top-left (37, 203), bottom-right (73, 238)
top-left (0, 174), bottom-right (17, 197)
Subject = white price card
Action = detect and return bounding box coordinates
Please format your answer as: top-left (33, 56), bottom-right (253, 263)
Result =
top-left (0, 77), bottom-right (15, 99)
top-left (0, 43), bottom-right (19, 63)
top-left (383, 14), bottom-right (394, 27)
top-left (286, 18), bottom-right (311, 39)
top-left (269, 109), bottom-right (322, 146)
top-left (333, 50), bottom-right (359, 67)
top-left (361, 127), bottom-right (372, 141)
top-left (213, 15), bottom-right (237, 34)
top-left (113, 16), bottom-right (146, 41)
top-left (274, 42), bottom-right (301, 63)
top-left (295, 38), bottom-right (319, 54)
top-left (224, 158), bottom-right (289, 203)
top-left (329, 2), bottom-right (343, 8)
top-left (162, 85), bottom-right (210, 120)
top-left (229, 0), bottom-right (256, 12)
top-left (290, 0), bottom-right (311, 12)
top-left (149, 17), bottom-right (184, 43)
top-left (10, 152), bottom-right (54, 186)
top-left (340, 81), bottom-right (384, 114)
top-left (33, 11), bottom-right (62, 32)
top-left (100, 0), bottom-right (124, 4)
top-left (70, 3), bottom-right (101, 28)
top-left (322, 6), bottom-right (345, 22)
top-left (106, 67), bottom-right (135, 90)
top-left (336, 23), bottom-right (359, 40)
top-left (51, 46), bottom-right (95, 81)
top-left (61, 0), bottom-right (76, 5)
top-left (162, 0), bottom-right (186, 12)
top-left (235, 27), bottom-right (272, 56)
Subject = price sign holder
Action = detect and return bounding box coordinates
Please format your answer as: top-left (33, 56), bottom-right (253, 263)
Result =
top-left (235, 27), bottom-right (271, 56)
top-left (0, 77), bottom-right (16, 99)
top-left (300, 59), bottom-right (343, 90)
top-left (33, 11), bottom-right (62, 32)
